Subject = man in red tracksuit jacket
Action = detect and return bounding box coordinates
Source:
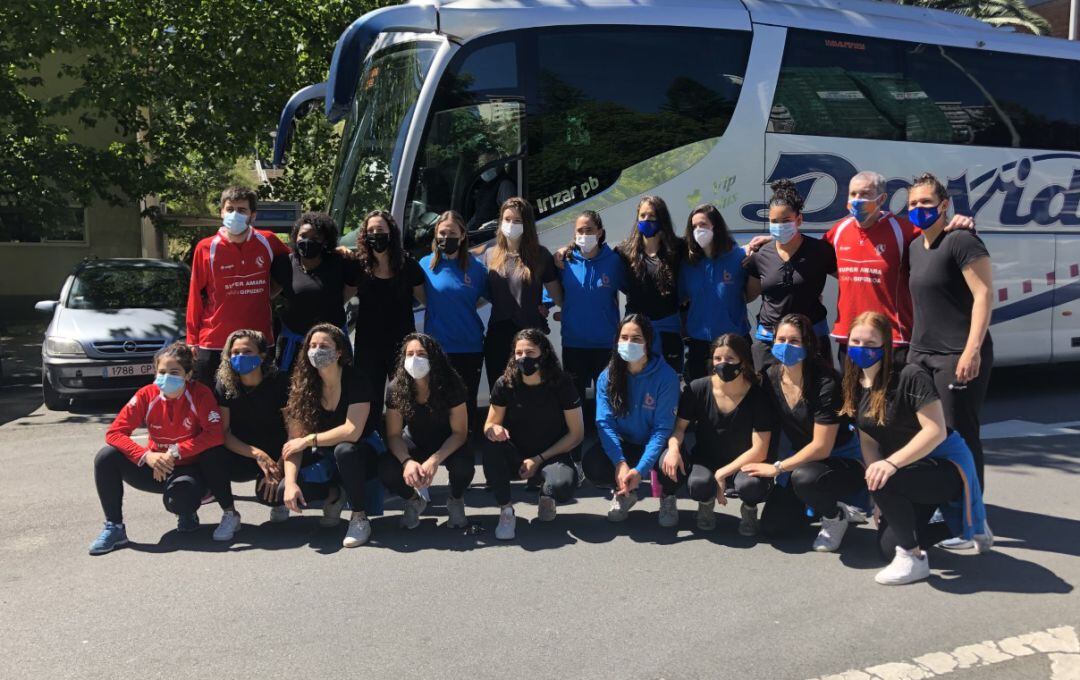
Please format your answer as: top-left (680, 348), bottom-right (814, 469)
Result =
top-left (186, 186), bottom-right (290, 385)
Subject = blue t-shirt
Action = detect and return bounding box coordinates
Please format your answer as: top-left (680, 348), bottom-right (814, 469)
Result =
top-left (419, 253), bottom-right (489, 353)
top-left (678, 245), bottom-right (750, 341)
top-left (560, 244), bottom-right (626, 349)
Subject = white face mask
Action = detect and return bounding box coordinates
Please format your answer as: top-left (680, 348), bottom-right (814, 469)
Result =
top-left (404, 355), bottom-right (430, 380)
top-left (693, 227), bottom-right (714, 249)
top-left (222, 210), bottom-right (249, 235)
top-left (617, 341), bottom-right (646, 363)
top-left (501, 220), bottom-right (524, 240)
top-left (575, 233), bottom-right (599, 252)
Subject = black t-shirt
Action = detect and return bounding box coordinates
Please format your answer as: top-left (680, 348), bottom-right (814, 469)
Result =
top-left (272, 253), bottom-right (361, 333)
top-left (481, 245), bottom-right (558, 330)
top-left (677, 379), bottom-right (776, 467)
top-left (746, 235), bottom-right (836, 330)
top-left (354, 256), bottom-right (424, 351)
top-left (761, 364), bottom-right (852, 452)
top-left (315, 367), bottom-right (376, 438)
top-left (618, 243), bottom-right (682, 322)
top-left (856, 364), bottom-right (940, 456)
top-left (908, 230), bottom-right (991, 354)
top-left (214, 370), bottom-right (290, 460)
top-left (489, 373), bottom-right (581, 457)
top-left (385, 378), bottom-right (467, 455)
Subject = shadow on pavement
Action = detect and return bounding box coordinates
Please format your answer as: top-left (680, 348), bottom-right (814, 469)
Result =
top-left (985, 437), bottom-right (1080, 475)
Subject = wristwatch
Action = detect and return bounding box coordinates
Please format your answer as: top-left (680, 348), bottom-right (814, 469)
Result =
top-left (773, 460), bottom-right (785, 475)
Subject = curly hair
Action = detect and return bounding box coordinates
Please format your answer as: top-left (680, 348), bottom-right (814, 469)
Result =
top-left (289, 211), bottom-right (339, 251)
top-left (386, 332), bottom-right (465, 423)
top-left (605, 314), bottom-right (655, 417)
top-left (769, 179), bottom-right (805, 215)
top-left (283, 323), bottom-right (353, 434)
top-left (355, 209), bottom-right (405, 276)
top-left (487, 197), bottom-right (543, 284)
top-left (685, 203), bottom-right (736, 265)
top-left (619, 195), bottom-right (680, 295)
top-left (215, 329), bottom-right (278, 400)
top-left (500, 328), bottom-right (566, 389)
top-left (154, 342), bottom-right (195, 375)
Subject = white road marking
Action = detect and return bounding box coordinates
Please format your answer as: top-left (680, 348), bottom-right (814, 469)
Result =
top-left (809, 625), bottom-right (1079, 680)
top-left (981, 420), bottom-right (1080, 440)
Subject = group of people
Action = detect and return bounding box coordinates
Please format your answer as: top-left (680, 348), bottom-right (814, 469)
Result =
top-left (88, 172), bottom-right (995, 586)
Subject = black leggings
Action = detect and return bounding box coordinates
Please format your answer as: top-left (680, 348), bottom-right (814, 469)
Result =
top-left (226, 452), bottom-right (284, 508)
top-left (582, 441), bottom-right (680, 495)
top-left (684, 464), bottom-right (771, 505)
top-left (377, 444), bottom-right (475, 500)
top-left (93, 445), bottom-right (232, 524)
top-left (193, 348), bottom-right (222, 388)
top-left (447, 352), bottom-right (484, 433)
top-left (751, 458), bottom-right (866, 536)
top-left (484, 319), bottom-right (522, 391)
top-left (658, 331), bottom-right (684, 374)
top-left (271, 442), bottom-right (378, 511)
top-left (355, 340), bottom-right (400, 437)
top-left (481, 439), bottom-right (576, 506)
top-left (872, 457), bottom-right (962, 554)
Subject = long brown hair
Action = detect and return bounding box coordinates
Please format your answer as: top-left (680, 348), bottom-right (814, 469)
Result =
top-left (685, 203), bottom-right (735, 265)
top-left (839, 311), bottom-right (895, 426)
top-left (620, 195), bottom-right (679, 295)
top-left (711, 333), bottom-right (758, 385)
top-left (487, 197), bottom-right (543, 283)
top-left (605, 314), bottom-right (655, 417)
top-left (356, 209), bottom-right (405, 276)
top-left (428, 210), bottom-right (470, 272)
top-left (770, 313), bottom-right (823, 401)
top-left (284, 323), bottom-right (353, 434)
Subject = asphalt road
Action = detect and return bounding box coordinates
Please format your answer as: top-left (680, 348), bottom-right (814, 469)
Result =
top-left (0, 347), bottom-right (1077, 680)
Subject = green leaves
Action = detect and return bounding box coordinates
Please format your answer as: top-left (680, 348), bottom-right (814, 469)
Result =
top-left (899, 0), bottom-right (1052, 36)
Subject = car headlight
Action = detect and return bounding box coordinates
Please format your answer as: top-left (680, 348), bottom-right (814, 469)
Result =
top-left (45, 336), bottom-right (86, 357)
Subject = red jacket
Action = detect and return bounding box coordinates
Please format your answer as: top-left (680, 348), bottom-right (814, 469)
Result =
top-left (106, 381), bottom-right (225, 465)
top-left (186, 227), bottom-right (290, 350)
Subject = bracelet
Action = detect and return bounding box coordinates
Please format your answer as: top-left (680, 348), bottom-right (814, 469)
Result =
top-left (535, 455), bottom-right (545, 464)
top-left (883, 459), bottom-right (899, 471)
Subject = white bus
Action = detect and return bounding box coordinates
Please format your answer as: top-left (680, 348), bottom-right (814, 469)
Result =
top-left (272, 0), bottom-right (1080, 367)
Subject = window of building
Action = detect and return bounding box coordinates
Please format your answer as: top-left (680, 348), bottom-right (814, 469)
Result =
top-left (0, 206), bottom-right (87, 243)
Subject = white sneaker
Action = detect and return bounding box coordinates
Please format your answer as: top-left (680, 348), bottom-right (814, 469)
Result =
top-left (319, 489), bottom-right (346, 527)
top-left (446, 497), bottom-right (468, 529)
top-left (875, 546), bottom-right (931, 585)
top-left (213, 510), bottom-right (241, 541)
top-left (607, 492), bottom-right (638, 522)
top-left (537, 495), bottom-right (556, 522)
top-left (402, 494), bottom-right (428, 530)
top-left (696, 499), bottom-right (716, 530)
top-left (937, 536), bottom-right (974, 550)
top-left (269, 505), bottom-right (290, 523)
top-left (738, 503), bottom-right (759, 536)
top-left (658, 495), bottom-right (679, 528)
top-left (974, 522), bottom-right (994, 554)
top-left (813, 511), bottom-right (849, 553)
top-left (342, 513), bottom-right (372, 548)
top-left (574, 461), bottom-right (585, 488)
top-left (495, 506), bottom-right (516, 540)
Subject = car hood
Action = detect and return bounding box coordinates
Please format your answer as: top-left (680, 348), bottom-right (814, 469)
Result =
top-left (53, 307), bottom-right (184, 342)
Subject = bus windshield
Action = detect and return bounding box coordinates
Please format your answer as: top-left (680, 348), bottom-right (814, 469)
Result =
top-left (330, 39), bottom-right (439, 232)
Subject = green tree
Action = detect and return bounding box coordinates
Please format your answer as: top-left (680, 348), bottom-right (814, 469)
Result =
top-left (898, 0), bottom-right (1051, 36)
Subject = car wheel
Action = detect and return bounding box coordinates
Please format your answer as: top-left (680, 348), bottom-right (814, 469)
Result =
top-left (42, 370), bottom-right (69, 411)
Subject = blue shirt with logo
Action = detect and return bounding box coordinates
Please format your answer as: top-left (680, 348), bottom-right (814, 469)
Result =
top-left (560, 244), bottom-right (626, 349)
top-left (595, 355), bottom-right (680, 475)
top-left (678, 245), bottom-right (750, 341)
top-left (419, 253), bottom-right (489, 353)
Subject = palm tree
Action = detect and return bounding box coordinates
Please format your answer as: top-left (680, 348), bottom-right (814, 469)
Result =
top-left (897, 0), bottom-right (1052, 36)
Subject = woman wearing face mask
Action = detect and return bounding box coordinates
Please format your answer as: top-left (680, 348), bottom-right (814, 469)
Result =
top-left (679, 204), bottom-right (757, 382)
top-left (271, 212), bottom-right (362, 372)
top-left (840, 312), bottom-right (990, 585)
top-left (482, 329), bottom-right (584, 540)
top-left (353, 210), bottom-right (426, 432)
top-left (419, 211), bottom-right (490, 432)
top-left (480, 198), bottom-right (562, 391)
top-left (89, 343), bottom-right (233, 554)
top-left (583, 314), bottom-right (680, 524)
top-left (745, 180), bottom-right (836, 372)
top-left (213, 329), bottom-right (291, 529)
top-left (280, 324), bottom-right (382, 548)
top-left (661, 334), bottom-right (775, 533)
top-left (380, 333), bottom-right (474, 531)
top-left (747, 314), bottom-right (867, 551)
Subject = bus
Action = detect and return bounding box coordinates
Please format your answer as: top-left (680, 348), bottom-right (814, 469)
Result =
top-left (271, 0), bottom-right (1080, 368)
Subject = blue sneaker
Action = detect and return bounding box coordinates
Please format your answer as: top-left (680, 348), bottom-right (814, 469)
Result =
top-left (89, 521), bottom-right (128, 555)
top-left (177, 512), bottom-right (200, 533)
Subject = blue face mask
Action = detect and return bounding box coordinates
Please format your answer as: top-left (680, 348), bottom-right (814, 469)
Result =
top-left (908, 205), bottom-right (941, 230)
top-left (847, 345), bottom-right (885, 369)
top-left (771, 343), bottom-right (807, 367)
top-left (230, 353), bottom-right (262, 376)
top-left (222, 210), bottom-right (249, 235)
top-left (637, 220), bottom-right (660, 238)
top-left (617, 341), bottom-right (646, 363)
top-left (154, 372), bottom-right (186, 396)
top-left (769, 221), bottom-right (799, 245)
top-left (849, 197), bottom-right (879, 224)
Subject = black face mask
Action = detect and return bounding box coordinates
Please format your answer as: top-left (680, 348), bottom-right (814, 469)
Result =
top-left (714, 361), bottom-right (743, 382)
top-left (516, 356), bottom-right (540, 377)
top-left (365, 232), bottom-right (390, 253)
top-left (436, 236), bottom-right (461, 255)
top-left (296, 238), bottom-right (324, 259)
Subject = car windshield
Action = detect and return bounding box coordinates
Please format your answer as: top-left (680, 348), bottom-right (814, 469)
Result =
top-left (67, 266), bottom-right (189, 311)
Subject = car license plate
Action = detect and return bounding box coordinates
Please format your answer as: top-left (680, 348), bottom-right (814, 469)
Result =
top-left (103, 364), bottom-right (154, 378)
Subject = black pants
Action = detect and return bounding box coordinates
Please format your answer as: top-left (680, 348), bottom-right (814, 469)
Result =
top-left (481, 439), bottom-right (577, 506)
top-left (872, 457), bottom-right (962, 554)
top-left (355, 339), bottom-right (400, 437)
top-left (908, 343), bottom-right (993, 489)
top-left (837, 341), bottom-right (909, 376)
top-left (682, 464), bottom-right (771, 505)
top-left (484, 319), bottom-right (522, 391)
top-left (582, 441), bottom-right (680, 495)
top-left (378, 443), bottom-right (475, 500)
top-left (447, 352), bottom-right (484, 433)
top-left (272, 442), bottom-right (378, 511)
top-left (193, 348), bottom-right (222, 388)
top-left (226, 451), bottom-right (285, 508)
top-left (754, 457), bottom-right (867, 537)
top-left (562, 345), bottom-right (610, 460)
top-left (752, 334), bottom-right (832, 373)
top-left (659, 331), bottom-right (684, 374)
top-left (94, 445), bottom-right (232, 524)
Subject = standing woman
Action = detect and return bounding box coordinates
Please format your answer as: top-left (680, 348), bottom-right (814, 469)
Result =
top-left (419, 211), bottom-right (490, 431)
top-left (481, 197), bottom-right (562, 390)
top-left (280, 324), bottom-right (381, 548)
top-left (745, 314), bottom-right (867, 551)
top-left (661, 334), bottom-right (775, 533)
top-left (379, 333), bottom-right (474, 530)
top-left (840, 311), bottom-right (989, 585)
top-left (745, 180), bottom-right (836, 371)
top-left (271, 212), bottom-right (362, 372)
top-left (618, 196), bottom-right (686, 372)
top-left (482, 329), bottom-right (584, 540)
top-left (89, 343), bottom-right (234, 554)
top-left (353, 210), bottom-right (426, 430)
top-left (679, 204), bottom-right (757, 381)
top-left (582, 314), bottom-right (680, 523)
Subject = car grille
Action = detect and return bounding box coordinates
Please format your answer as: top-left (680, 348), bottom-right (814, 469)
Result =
top-left (91, 339), bottom-right (168, 355)
top-left (59, 375), bottom-right (155, 390)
